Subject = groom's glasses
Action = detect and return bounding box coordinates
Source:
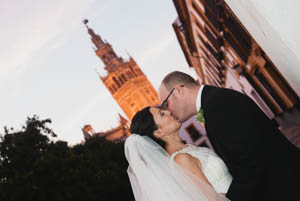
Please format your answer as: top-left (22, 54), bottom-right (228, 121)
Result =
top-left (159, 85), bottom-right (184, 110)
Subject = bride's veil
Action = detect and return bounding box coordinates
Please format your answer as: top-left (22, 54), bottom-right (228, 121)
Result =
top-left (125, 134), bottom-right (229, 201)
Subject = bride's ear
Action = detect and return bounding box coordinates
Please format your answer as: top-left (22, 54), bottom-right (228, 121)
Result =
top-left (154, 129), bottom-right (165, 139)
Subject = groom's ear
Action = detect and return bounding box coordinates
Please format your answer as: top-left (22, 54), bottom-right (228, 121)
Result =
top-left (174, 85), bottom-right (184, 97)
top-left (154, 129), bottom-right (164, 139)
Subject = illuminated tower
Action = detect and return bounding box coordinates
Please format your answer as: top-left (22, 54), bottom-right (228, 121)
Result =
top-left (84, 20), bottom-right (159, 120)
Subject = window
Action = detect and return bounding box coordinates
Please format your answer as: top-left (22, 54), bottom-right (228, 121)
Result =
top-left (102, 55), bottom-right (108, 63)
top-left (108, 87), bottom-right (114, 94)
top-left (185, 124), bottom-right (201, 141)
top-left (112, 77), bottom-right (121, 88)
top-left (109, 51), bottom-right (115, 57)
top-left (118, 76), bottom-right (124, 84)
top-left (127, 72), bottom-right (132, 78)
top-left (199, 141), bottom-right (209, 148)
top-left (121, 74), bottom-right (127, 82)
top-left (254, 69), bottom-right (285, 110)
top-left (129, 66), bottom-right (137, 76)
top-left (111, 84), bottom-right (117, 92)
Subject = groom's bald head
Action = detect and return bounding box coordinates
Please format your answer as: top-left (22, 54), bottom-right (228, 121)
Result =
top-left (158, 71), bottom-right (200, 122)
top-left (161, 71), bottom-right (199, 91)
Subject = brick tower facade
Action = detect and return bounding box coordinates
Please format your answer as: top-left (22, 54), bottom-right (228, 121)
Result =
top-left (84, 20), bottom-right (159, 120)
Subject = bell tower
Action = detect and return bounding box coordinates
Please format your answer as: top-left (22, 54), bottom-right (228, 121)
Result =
top-left (84, 19), bottom-right (159, 120)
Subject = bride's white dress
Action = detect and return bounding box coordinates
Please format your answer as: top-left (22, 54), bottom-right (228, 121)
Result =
top-left (171, 144), bottom-right (233, 194)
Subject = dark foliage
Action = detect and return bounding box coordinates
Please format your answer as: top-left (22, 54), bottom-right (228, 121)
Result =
top-left (0, 116), bottom-right (133, 201)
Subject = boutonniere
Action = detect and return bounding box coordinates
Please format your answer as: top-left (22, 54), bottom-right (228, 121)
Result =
top-left (196, 108), bottom-right (205, 124)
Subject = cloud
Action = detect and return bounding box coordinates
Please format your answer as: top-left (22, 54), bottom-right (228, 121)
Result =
top-left (137, 29), bottom-right (176, 64)
top-left (0, 0), bottom-right (95, 87)
top-left (57, 91), bottom-right (122, 145)
top-left (57, 93), bottom-right (103, 143)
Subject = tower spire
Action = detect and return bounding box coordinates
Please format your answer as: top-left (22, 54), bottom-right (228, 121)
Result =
top-left (84, 19), bottom-right (123, 71)
top-left (83, 19), bottom-right (104, 49)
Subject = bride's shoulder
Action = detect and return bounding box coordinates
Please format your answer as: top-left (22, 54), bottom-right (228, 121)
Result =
top-left (173, 152), bottom-right (196, 165)
top-left (170, 145), bottom-right (192, 160)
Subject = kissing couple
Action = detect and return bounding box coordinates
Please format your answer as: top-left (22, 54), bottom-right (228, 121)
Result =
top-left (125, 71), bottom-right (300, 201)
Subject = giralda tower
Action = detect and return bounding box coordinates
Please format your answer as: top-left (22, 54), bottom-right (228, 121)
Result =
top-left (84, 20), bottom-right (159, 120)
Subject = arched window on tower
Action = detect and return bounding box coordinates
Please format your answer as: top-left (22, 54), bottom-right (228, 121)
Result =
top-left (121, 74), bottom-right (127, 82)
top-left (118, 76), bottom-right (124, 84)
top-left (127, 71), bottom-right (133, 78)
top-left (102, 55), bottom-right (108, 63)
top-left (129, 66), bottom-right (137, 77)
top-left (109, 51), bottom-right (115, 57)
top-left (111, 84), bottom-right (117, 92)
top-left (112, 77), bottom-right (121, 88)
top-left (108, 86), bottom-right (114, 94)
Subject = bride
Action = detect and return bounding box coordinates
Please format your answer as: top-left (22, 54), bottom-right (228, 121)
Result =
top-left (125, 106), bottom-right (232, 201)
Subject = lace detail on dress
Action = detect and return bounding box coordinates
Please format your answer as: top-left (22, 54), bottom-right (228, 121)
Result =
top-left (171, 144), bottom-right (232, 194)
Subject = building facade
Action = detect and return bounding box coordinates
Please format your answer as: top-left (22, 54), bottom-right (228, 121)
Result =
top-left (172, 0), bottom-right (300, 146)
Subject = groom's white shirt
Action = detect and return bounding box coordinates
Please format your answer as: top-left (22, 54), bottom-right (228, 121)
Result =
top-left (196, 85), bottom-right (205, 112)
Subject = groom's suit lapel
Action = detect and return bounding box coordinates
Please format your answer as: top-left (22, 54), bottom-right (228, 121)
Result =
top-left (201, 85), bottom-right (212, 110)
top-left (200, 85), bottom-right (213, 137)
top-left (200, 85), bottom-right (223, 156)
top-left (201, 85), bottom-right (215, 119)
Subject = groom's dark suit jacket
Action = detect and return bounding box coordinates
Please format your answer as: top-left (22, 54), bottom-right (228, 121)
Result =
top-left (201, 85), bottom-right (300, 201)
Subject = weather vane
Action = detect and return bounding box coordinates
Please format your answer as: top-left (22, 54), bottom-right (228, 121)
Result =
top-left (83, 19), bottom-right (88, 24)
top-left (83, 19), bottom-right (89, 29)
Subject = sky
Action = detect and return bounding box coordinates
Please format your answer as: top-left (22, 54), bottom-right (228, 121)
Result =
top-left (0, 0), bottom-right (198, 145)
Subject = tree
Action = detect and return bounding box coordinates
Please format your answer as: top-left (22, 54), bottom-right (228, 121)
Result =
top-left (0, 116), bottom-right (133, 201)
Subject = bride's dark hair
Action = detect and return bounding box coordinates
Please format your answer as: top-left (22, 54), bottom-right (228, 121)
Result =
top-left (130, 106), bottom-right (166, 149)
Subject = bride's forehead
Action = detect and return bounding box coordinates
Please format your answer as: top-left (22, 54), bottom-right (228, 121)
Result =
top-left (150, 107), bottom-right (160, 117)
top-left (150, 106), bottom-right (158, 113)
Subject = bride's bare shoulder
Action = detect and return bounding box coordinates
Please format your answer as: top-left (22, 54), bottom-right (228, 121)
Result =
top-left (174, 153), bottom-right (201, 168)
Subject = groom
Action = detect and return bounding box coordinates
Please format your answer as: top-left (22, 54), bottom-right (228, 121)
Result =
top-left (158, 71), bottom-right (300, 201)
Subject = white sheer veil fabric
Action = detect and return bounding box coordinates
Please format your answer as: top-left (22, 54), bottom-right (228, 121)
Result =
top-left (125, 134), bottom-right (229, 201)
